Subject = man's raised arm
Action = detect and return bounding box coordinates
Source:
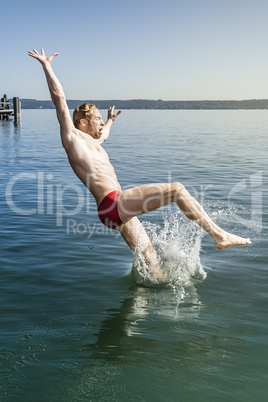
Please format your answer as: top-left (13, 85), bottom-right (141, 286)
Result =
top-left (28, 48), bottom-right (74, 148)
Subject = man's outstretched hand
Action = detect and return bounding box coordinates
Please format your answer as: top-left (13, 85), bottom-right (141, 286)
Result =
top-left (107, 106), bottom-right (121, 122)
top-left (28, 48), bottom-right (59, 66)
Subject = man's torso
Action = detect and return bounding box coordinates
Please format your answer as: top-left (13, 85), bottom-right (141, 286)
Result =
top-left (65, 129), bottom-right (121, 204)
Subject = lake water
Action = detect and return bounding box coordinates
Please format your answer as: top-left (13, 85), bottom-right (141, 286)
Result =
top-left (0, 109), bottom-right (267, 401)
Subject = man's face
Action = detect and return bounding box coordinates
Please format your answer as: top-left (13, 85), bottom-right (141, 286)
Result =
top-left (85, 109), bottom-right (104, 139)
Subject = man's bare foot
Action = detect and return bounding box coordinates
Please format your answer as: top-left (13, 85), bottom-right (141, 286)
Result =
top-left (148, 266), bottom-right (167, 284)
top-left (215, 232), bottom-right (251, 250)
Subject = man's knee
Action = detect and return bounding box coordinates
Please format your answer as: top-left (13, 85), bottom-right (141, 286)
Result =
top-left (172, 182), bottom-right (190, 204)
top-left (172, 181), bottom-right (186, 194)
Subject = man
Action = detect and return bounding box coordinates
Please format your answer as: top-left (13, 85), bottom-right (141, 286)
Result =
top-left (28, 48), bottom-right (251, 282)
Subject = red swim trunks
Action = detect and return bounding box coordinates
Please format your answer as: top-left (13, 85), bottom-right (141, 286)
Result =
top-left (98, 190), bottom-right (124, 229)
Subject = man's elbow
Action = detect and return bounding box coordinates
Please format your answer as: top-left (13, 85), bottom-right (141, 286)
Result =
top-left (52, 91), bottom-right (65, 105)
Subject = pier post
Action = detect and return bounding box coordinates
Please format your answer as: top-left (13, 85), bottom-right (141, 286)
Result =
top-left (13, 97), bottom-right (21, 122)
top-left (0, 94), bottom-right (10, 120)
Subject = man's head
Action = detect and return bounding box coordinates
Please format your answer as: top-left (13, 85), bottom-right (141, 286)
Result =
top-left (73, 103), bottom-right (104, 139)
top-left (73, 103), bottom-right (98, 128)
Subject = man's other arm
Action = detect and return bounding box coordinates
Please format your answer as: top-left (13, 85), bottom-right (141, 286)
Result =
top-left (98, 106), bottom-right (121, 144)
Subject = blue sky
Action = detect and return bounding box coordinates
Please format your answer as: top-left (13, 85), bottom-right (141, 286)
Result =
top-left (1, 0), bottom-right (268, 100)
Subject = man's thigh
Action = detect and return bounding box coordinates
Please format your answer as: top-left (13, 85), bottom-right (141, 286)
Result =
top-left (117, 217), bottom-right (152, 252)
top-left (118, 183), bottom-right (175, 222)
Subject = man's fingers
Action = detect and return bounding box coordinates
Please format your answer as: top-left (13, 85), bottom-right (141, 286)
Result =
top-left (51, 53), bottom-right (59, 59)
top-left (107, 106), bottom-right (121, 120)
top-left (28, 50), bottom-right (38, 58)
top-left (28, 49), bottom-right (41, 58)
top-left (28, 48), bottom-right (59, 62)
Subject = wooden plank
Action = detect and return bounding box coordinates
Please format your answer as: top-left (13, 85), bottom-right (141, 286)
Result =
top-left (0, 109), bottom-right (13, 114)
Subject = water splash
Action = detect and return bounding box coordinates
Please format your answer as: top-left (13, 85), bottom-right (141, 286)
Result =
top-left (209, 201), bottom-right (263, 235)
top-left (131, 198), bottom-right (257, 288)
top-left (131, 210), bottom-right (207, 287)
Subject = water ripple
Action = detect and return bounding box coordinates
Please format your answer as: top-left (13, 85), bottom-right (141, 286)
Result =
top-left (49, 330), bottom-right (69, 338)
top-left (126, 318), bottom-right (156, 333)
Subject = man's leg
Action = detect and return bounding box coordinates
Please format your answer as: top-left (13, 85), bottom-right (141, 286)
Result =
top-left (117, 217), bottom-right (165, 282)
top-left (117, 182), bottom-right (251, 249)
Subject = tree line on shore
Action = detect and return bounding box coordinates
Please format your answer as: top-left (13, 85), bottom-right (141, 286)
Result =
top-left (20, 98), bottom-right (268, 110)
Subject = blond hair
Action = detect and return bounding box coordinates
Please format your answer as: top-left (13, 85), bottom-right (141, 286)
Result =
top-left (73, 103), bottom-right (98, 128)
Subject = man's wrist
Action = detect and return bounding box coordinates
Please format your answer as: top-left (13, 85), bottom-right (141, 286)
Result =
top-left (42, 62), bottom-right (50, 71)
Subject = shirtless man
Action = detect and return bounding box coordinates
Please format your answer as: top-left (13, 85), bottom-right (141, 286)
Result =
top-left (28, 48), bottom-right (251, 282)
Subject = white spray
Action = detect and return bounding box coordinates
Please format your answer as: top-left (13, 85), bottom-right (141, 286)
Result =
top-left (132, 210), bottom-right (207, 287)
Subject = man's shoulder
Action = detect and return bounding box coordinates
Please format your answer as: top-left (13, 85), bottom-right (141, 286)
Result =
top-left (62, 127), bottom-right (97, 153)
top-left (61, 126), bottom-right (85, 143)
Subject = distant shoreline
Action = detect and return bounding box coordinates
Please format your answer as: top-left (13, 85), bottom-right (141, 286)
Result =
top-left (18, 98), bottom-right (268, 110)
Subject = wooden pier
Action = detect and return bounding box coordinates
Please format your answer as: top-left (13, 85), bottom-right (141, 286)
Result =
top-left (0, 94), bottom-right (21, 122)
